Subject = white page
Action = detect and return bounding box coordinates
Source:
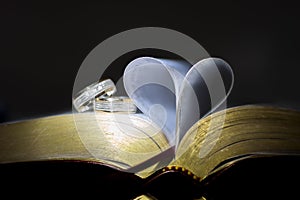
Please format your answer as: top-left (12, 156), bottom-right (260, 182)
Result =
top-left (123, 57), bottom-right (190, 145)
top-left (123, 57), bottom-right (234, 149)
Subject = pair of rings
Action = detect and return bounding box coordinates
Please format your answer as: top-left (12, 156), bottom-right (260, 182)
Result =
top-left (73, 79), bottom-right (137, 113)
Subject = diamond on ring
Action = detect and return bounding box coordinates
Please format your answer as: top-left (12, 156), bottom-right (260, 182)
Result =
top-left (73, 79), bottom-right (117, 112)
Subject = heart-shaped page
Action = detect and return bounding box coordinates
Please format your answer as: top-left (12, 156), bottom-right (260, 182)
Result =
top-left (124, 57), bottom-right (234, 149)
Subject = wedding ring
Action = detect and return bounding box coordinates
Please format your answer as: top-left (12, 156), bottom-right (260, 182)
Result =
top-left (73, 79), bottom-right (117, 112)
top-left (95, 96), bottom-right (137, 113)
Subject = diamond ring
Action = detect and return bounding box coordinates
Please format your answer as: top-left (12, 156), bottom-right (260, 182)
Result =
top-left (73, 79), bottom-right (117, 112)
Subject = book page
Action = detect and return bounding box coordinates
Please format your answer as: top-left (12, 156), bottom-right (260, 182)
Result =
top-left (173, 105), bottom-right (300, 179)
top-left (124, 57), bottom-right (191, 145)
top-left (0, 112), bottom-right (170, 178)
top-left (123, 57), bottom-right (234, 150)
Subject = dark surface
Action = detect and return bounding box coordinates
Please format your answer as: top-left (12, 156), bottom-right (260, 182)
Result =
top-left (1, 156), bottom-right (299, 199)
top-left (1, 1), bottom-right (300, 122)
top-left (0, 161), bottom-right (143, 199)
top-left (202, 156), bottom-right (300, 200)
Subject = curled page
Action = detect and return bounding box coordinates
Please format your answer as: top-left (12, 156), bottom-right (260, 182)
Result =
top-left (176, 58), bottom-right (234, 148)
top-left (123, 57), bottom-right (191, 145)
top-left (123, 57), bottom-right (234, 149)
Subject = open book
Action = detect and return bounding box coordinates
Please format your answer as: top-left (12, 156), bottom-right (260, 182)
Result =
top-left (0, 57), bottom-right (300, 199)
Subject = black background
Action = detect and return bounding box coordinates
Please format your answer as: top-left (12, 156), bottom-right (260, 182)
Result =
top-left (1, 0), bottom-right (300, 123)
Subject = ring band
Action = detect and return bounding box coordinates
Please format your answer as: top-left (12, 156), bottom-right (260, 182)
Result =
top-left (73, 79), bottom-right (117, 112)
top-left (95, 96), bottom-right (137, 113)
